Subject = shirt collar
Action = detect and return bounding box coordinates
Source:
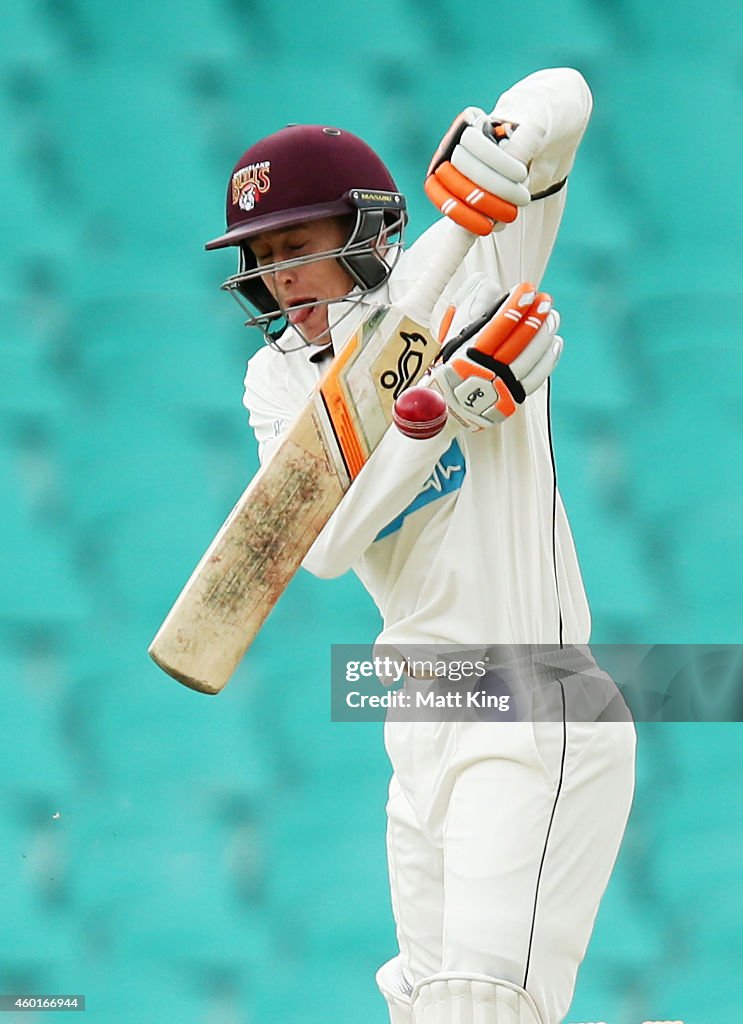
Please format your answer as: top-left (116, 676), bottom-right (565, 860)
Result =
top-left (301, 281), bottom-right (392, 366)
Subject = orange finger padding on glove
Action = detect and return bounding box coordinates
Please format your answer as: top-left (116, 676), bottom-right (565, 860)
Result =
top-left (424, 163), bottom-right (518, 235)
top-left (425, 275), bottom-right (562, 432)
top-left (424, 174), bottom-right (497, 236)
top-left (493, 292), bottom-right (553, 364)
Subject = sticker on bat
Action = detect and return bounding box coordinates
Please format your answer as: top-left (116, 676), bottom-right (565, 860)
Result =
top-left (380, 330), bottom-right (429, 398)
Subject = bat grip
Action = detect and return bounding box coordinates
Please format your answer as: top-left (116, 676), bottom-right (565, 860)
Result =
top-left (498, 120), bottom-right (546, 167)
top-left (401, 223), bottom-right (476, 326)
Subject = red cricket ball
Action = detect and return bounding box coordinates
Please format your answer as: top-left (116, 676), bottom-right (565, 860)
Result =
top-left (392, 386), bottom-right (448, 439)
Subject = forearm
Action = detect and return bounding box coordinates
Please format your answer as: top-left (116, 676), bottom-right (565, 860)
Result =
top-left (302, 418), bottom-right (459, 578)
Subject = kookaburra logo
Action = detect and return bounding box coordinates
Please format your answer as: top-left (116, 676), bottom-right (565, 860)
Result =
top-left (380, 330), bottom-right (428, 398)
top-left (465, 387), bottom-right (485, 408)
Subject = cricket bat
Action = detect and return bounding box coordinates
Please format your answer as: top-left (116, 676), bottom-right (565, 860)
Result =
top-left (148, 223), bottom-right (475, 693)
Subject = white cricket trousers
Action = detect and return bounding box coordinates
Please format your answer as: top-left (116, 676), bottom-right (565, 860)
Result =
top-left (383, 708), bottom-right (636, 1024)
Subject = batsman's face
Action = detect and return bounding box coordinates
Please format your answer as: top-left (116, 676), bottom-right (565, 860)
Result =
top-left (247, 217), bottom-right (354, 343)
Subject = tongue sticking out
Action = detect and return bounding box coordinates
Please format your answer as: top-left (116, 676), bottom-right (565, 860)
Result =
top-left (288, 300), bottom-right (316, 326)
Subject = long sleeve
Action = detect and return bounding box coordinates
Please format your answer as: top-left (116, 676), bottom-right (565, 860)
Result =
top-left (243, 339), bottom-right (460, 581)
top-left (243, 346), bottom-right (296, 466)
top-left (301, 418), bottom-right (459, 578)
top-left (491, 67), bottom-right (593, 195)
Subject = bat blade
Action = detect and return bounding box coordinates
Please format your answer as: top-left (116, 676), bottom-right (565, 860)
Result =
top-left (148, 305), bottom-right (438, 693)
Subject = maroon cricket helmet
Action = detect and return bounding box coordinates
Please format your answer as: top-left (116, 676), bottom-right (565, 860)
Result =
top-left (205, 124), bottom-right (403, 250)
top-left (206, 124), bottom-right (408, 323)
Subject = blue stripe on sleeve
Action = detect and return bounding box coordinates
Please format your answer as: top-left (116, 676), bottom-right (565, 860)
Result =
top-left (375, 439), bottom-right (466, 542)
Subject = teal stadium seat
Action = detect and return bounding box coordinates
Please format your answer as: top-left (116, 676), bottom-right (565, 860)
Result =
top-left (589, 0), bottom-right (742, 57)
top-left (3, 328), bottom-right (67, 422)
top-left (0, 795), bottom-right (78, 961)
top-left (1, 4), bottom-right (58, 64)
top-left (0, 450), bottom-right (86, 627)
top-left (618, 241), bottom-right (743, 640)
top-left (80, 0), bottom-right (237, 63)
top-left (597, 55), bottom-right (743, 254)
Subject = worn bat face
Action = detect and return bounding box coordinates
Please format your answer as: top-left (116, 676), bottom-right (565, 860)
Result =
top-left (148, 303), bottom-right (438, 694)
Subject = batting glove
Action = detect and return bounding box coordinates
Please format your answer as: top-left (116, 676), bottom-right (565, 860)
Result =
top-left (425, 273), bottom-right (563, 431)
top-left (424, 108), bottom-right (532, 235)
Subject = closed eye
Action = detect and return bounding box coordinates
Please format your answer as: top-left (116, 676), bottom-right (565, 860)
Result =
top-left (250, 232), bottom-right (311, 266)
top-left (255, 243), bottom-right (305, 266)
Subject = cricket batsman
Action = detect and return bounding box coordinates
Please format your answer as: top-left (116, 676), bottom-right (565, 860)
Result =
top-left (205, 68), bottom-right (636, 1024)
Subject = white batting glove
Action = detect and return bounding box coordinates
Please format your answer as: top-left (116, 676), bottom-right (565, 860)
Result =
top-left (425, 273), bottom-right (563, 431)
top-left (425, 109), bottom-right (535, 235)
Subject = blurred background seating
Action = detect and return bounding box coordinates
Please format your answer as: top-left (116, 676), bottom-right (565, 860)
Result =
top-left (1, 2), bottom-right (741, 1021)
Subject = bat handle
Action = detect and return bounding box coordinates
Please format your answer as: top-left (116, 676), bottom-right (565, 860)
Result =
top-left (401, 222), bottom-right (476, 326)
top-left (498, 120), bottom-right (547, 167)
